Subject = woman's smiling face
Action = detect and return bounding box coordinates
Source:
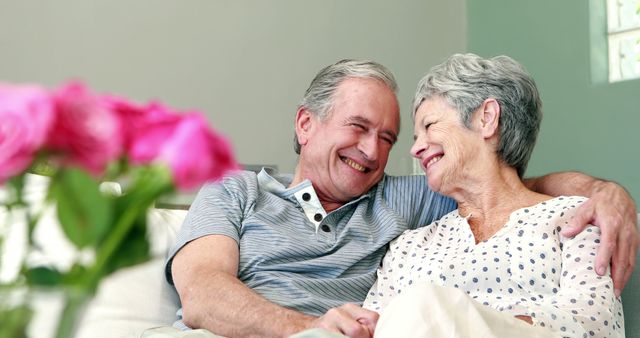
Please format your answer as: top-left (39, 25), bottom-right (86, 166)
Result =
top-left (410, 96), bottom-right (482, 194)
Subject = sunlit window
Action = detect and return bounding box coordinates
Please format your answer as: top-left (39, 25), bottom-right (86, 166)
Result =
top-left (607, 0), bottom-right (640, 82)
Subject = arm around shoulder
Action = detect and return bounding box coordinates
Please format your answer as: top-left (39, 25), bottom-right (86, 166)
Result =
top-left (525, 171), bottom-right (638, 292)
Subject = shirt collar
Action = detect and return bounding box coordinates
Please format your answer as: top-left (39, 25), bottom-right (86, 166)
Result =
top-left (256, 168), bottom-right (378, 230)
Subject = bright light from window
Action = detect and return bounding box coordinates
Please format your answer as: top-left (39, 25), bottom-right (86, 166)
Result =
top-left (607, 0), bottom-right (640, 82)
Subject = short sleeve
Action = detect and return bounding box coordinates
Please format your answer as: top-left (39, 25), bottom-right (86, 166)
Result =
top-left (164, 171), bottom-right (256, 284)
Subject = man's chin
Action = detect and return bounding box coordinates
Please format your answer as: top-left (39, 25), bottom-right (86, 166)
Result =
top-left (341, 182), bottom-right (377, 199)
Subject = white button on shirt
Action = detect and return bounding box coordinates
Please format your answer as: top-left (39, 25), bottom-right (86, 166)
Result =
top-left (294, 188), bottom-right (327, 233)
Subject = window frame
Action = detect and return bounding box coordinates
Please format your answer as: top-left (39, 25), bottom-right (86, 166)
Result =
top-left (606, 0), bottom-right (640, 82)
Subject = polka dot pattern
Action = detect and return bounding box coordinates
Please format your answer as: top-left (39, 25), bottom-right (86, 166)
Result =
top-left (363, 196), bottom-right (624, 338)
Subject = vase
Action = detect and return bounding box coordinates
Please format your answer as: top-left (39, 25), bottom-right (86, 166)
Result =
top-left (0, 286), bottom-right (90, 338)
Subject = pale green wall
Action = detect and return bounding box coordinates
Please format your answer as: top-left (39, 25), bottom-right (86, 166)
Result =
top-left (0, 0), bottom-right (466, 175)
top-left (467, 0), bottom-right (640, 202)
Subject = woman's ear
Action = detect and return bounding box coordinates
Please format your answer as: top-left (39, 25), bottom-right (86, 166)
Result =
top-left (295, 107), bottom-right (313, 147)
top-left (477, 98), bottom-right (500, 139)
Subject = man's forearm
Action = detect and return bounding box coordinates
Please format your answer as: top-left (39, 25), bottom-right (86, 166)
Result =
top-left (524, 171), bottom-right (611, 197)
top-left (180, 270), bottom-right (314, 337)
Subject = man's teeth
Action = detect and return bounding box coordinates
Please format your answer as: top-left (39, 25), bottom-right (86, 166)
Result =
top-left (427, 156), bottom-right (442, 167)
top-left (343, 158), bottom-right (366, 172)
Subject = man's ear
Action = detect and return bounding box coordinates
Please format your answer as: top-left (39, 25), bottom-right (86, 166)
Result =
top-left (295, 107), bottom-right (314, 147)
top-left (476, 98), bottom-right (500, 139)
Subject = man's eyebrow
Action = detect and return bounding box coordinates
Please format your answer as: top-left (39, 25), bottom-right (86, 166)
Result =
top-left (345, 116), bottom-right (370, 125)
top-left (346, 116), bottom-right (398, 143)
top-left (381, 129), bottom-right (398, 143)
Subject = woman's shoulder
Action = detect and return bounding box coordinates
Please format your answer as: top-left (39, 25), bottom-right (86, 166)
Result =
top-left (524, 195), bottom-right (588, 217)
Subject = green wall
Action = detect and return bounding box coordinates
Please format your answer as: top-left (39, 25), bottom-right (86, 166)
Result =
top-left (467, 0), bottom-right (640, 202)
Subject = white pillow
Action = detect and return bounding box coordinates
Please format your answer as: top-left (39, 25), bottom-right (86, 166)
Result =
top-left (75, 257), bottom-right (181, 338)
top-left (74, 207), bottom-right (186, 338)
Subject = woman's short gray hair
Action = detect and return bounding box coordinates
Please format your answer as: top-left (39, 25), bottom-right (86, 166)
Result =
top-left (294, 59), bottom-right (398, 154)
top-left (413, 53), bottom-right (542, 177)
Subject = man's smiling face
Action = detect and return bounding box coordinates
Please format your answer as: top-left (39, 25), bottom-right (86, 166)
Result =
top-left (296, 77), bottom-right (400, 206)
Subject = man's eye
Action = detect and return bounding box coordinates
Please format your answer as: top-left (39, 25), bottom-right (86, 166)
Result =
top-left (351, 123), bottom-right (366, 131)
top-left (382, 137), bottom-right (394, 145)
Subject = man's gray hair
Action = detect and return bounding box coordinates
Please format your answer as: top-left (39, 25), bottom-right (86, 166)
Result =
top-left (294, 59), bottom-right (398, 154)
top-left (413, 53), bottom-right (542, 177)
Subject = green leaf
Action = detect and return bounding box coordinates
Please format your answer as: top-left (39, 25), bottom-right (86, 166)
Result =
top-left (0, 302), bottom-right (32, 338)
top-left (80, 165), bottom-right (173, 287)
top-left (49, 168), bottom-right (113, 248)
top-left (102, 212), bottom-right (151, 276)
top-left (29, 158), bottom-right (56, 177)
top-left (25, 266), bottom-right (62, 286)
top-left (60, 263), bottom-right (90, 288)
top-left (5, 173), bottom-right (27, 207)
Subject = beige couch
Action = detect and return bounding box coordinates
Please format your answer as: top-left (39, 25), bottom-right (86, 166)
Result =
top-left (79, 211), bottom-right (640, 338)
top-left (3, 176), bottom-right (639, 337)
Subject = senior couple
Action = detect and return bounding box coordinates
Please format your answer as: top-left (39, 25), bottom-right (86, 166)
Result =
top-left (148, 54), bottom-right (638, 338)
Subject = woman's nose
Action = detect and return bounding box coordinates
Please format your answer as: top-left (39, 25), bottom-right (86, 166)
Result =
top-left (410, 137), bottom-right (425, 159)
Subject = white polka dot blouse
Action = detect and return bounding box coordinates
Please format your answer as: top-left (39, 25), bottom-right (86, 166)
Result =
top-left (364, 196), bottom-right (624, 338)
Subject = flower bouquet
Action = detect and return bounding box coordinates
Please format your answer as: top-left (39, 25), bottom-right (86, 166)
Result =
top-left (0, 82), bottom-right (238, 338)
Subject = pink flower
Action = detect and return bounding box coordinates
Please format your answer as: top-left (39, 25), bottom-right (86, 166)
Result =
top-left (0, 84), bottom-right (55, 183)
top-left (103, 96), bottom-right (176, 153)
top-left (129, 112), bottom-right (238, 190)
top-left (47, 82), bottom-right (122, 174)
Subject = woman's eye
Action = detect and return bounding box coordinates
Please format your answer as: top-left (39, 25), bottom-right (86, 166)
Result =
top-left (425, 122), bottom-right (433, 130)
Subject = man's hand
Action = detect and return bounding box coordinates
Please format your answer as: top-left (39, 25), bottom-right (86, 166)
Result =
top-left (561, 181), bottom-right (639, 296)
top-left (308, 303), bottom-right (379, 338)
top-left (515, 315), bottom-right (533, 325)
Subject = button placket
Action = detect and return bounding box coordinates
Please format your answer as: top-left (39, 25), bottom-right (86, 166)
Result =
top-left (293, 188), bottom-right (327, 233)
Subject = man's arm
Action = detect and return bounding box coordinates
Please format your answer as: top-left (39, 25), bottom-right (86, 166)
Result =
top-left (171, 234), bottom-right (378, 338)
top-left (524, 171), bottom-right (639, 295)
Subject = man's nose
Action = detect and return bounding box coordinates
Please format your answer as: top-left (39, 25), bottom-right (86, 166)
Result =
top-left (358, 134), bottom-right (379, 161)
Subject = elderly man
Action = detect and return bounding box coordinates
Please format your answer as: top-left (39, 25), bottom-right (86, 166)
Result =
top-left (159, 59), bottom-right (638, 338)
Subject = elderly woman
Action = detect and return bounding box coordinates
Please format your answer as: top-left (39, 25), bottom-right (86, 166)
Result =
top-left (363, 54), bottom-right (624, 338)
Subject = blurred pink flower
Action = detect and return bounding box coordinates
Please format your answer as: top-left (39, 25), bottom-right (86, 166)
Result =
top-left (1, 80), bottom-right (237, 191)
top-left (48, 82), bottom-right (122, 174)
top-left (0, 84), bottom-right (55, 183)
top-left (103, 96), bottom-right (175, 152)
top-left (128, 112), bottom-right (238, 190)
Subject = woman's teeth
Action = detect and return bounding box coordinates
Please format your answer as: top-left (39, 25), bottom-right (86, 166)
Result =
top-left (427, 156), bottom-right (442, 167)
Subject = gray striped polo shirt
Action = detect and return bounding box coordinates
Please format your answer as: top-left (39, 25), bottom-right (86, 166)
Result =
top-left (166, 169), bottom-right (456, 329)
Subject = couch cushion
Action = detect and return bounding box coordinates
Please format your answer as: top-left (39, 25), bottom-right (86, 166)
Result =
top-left (75, 258), bottom-right (181, 338)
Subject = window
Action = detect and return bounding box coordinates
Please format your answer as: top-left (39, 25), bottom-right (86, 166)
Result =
top-left (607, 0), bottom-right (640, 82)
